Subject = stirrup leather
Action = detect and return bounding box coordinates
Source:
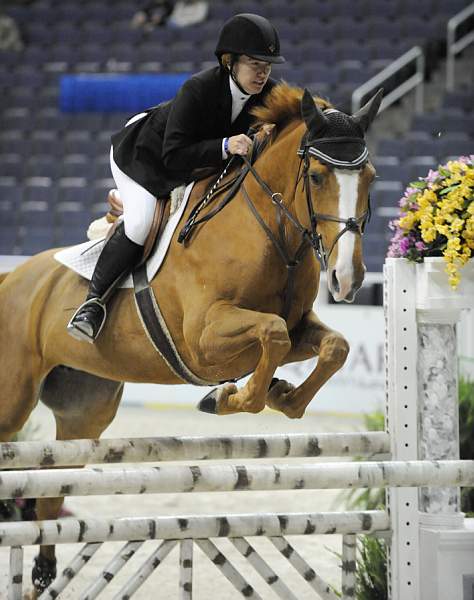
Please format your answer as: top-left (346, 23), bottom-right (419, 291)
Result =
top-left (67, 298), bottom-right (107, 343)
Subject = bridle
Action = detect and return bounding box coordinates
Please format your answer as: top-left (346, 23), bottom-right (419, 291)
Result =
top-left (178, 126), bottom-right (371, 319)
top-left (298, 140), bottom-right (371, 271)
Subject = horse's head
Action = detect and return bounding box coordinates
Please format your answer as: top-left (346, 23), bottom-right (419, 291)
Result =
top-left (296, 88), bottom-right (382, 302)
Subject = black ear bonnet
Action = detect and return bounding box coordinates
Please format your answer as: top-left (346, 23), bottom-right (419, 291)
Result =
top-left (298, 88), bottom-right (383, 169)
top-left (298, 109), bottom-right (369, 169)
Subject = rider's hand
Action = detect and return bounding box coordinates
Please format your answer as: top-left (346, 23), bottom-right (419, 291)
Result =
top-left (228, 134), bottom-right (253, 156)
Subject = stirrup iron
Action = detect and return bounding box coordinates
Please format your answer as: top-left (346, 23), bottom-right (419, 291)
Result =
top-left (67, 298), bottom-right (107, 343)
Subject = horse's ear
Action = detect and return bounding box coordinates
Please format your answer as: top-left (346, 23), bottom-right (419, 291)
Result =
top-left (301, 88), bottom-right (328, 135)
top-left (352, 88), bottom-right (384, 132)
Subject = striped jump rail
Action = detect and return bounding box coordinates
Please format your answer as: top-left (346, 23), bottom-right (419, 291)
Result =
top-left (0, 431), bottom-right (390, 468)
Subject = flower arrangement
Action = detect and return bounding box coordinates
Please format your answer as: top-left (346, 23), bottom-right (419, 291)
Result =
top-left (387, 155), bottom-right (474, 288)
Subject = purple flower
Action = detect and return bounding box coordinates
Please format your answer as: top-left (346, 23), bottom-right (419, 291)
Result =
top-left (415, 241), bottom-right (427, 251)
top-left (425, 169), bottom-right (439, 183)
top-left (399, 237), bottom-right (411, 254)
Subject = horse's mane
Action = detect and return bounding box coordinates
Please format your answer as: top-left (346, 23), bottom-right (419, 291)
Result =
top-left (251, 82), bottom-right (333, 131)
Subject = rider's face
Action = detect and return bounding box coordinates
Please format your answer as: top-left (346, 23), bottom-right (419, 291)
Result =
top-left (234, 55), bottom-right (272, 95)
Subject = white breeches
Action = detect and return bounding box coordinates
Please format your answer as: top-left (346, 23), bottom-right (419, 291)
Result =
top-left (109, 112), bottom-right (157, 246)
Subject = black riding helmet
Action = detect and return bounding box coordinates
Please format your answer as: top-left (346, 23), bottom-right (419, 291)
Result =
top-left (215, 13), bottom-right (285, 64)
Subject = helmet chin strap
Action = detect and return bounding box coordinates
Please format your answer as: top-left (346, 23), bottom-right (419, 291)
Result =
top-left (228, 58), bottom-right (251, 96)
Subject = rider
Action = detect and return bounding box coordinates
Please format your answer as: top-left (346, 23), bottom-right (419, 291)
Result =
top-left (67, 13), bottom-right (285, 343)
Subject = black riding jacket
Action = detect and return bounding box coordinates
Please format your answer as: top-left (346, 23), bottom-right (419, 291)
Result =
top-left (111, 66), bottom-right (276, 197)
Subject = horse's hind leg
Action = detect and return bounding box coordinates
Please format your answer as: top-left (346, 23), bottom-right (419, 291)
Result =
top-left (32, 366), bottom-right (124, 595)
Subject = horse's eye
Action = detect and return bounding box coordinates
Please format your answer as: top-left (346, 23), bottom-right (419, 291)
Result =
top-left (310, 172), bottom-right (323, 186)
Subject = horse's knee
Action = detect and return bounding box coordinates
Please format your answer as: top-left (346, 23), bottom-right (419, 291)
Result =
top-left (258, 316), bottom-right (291, 353)
top-left (319, 334), bottom-right (349, 366)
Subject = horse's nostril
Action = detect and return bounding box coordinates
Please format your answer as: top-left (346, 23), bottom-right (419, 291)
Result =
top-left (332, 270), bottom-right (340, 293)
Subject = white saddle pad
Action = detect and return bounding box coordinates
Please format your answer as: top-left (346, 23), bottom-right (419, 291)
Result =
top-left (54, 182), bottom-right (194, 288)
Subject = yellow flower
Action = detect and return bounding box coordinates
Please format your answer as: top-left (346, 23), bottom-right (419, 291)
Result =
top-left (447, 236), bottom-right (461, 251)
top-left (399, 212), bottom-right (417, 230)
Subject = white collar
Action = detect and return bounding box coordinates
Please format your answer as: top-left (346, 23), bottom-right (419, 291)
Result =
top-left (229, 75), bottom-right (250, 104)
top-left (229, 76), bottom-right (251, 123)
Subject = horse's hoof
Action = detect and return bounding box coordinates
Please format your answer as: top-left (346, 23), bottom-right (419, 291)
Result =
top-left (269, 377), bottom-right (281, 390)
top-left (32, 554), bottom-right (57, 595)
top-left (197, 388), bottom-right (218, 414)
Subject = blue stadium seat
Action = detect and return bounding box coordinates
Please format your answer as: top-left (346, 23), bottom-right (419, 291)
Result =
top-left (439, 138), bottom-right (474, 160)
top-left (364, 0), bottom-right (399, 18)
top-left (0, 182), bottom-right (23, 207)
top-left (332, 17), bottom-right (370, 41)
top-left (51, 21), bottom-right (83, 44)
top-left (375, 162), bottom-right (411, 185)
top-left (441, 112), bottom-right (474, 135)
top-left (60, 155), bottom-right (93, 179)
top-left (81, 23), bottom-right (114, 44)
top-left (68, 113), bottom-right (105, 134)
top-left (18, 226), bottom-right (55, 255)
top-left (93, 156), bottom-right (112, 180)
top-left (377, 138), bottom-right (409, 157)
top-left (405, 156), bottom-right (439, 181)
top-left (34, 108), bottom-right (68, 132)
top-left (30, 131), bottom-right (60, 156)
top-left (92, 178), bottom-right (115, 205)
top-left (0, 107), bottom-right (30, 131)
top-left (372, 180), bottom-right (404, 207)
top-left (443, 91), bottom-right (474, 113)
top-left (23, 177), bottom-right (57, 205)
top-left (55, 202), bottom-right (91, 229)
top-left (296, 18), bottom-right (332, 42)
top-left (20, 200), bottom-right (55, 227)
top-left (63, 133), bottom-right (96, 157)
top-left (0, 130), bottom-right (27, 155)
top-left (367, 17), bottom-right (402, 41)
top-left (296, 0), bottom-right (332, 20)
top-left (0, 226), bottom-right (17, 254)
top-left (56, 226), bottom-right (87, 247)
top-left (336, 44), bottom-right (371, 63)
top-left (408, 138), bottom-right (441, 158)
top-left (0, 154), bottom-right (24, 179)
top-left (25, 156), bottom-right (60, 180)
top-left (58, 186), bottom-right (90, 206)
top-left (299, 44), bottom-right (338, 64)
top-left (24, 23), bottom-right (52, 44)
top-left (208, 4), bottom-right (233, 20)
top-left (338, 62), bottom-right (369, 85)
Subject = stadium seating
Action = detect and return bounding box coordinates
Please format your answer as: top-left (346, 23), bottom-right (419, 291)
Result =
top-left (0, 0), bottom-right (472, 264)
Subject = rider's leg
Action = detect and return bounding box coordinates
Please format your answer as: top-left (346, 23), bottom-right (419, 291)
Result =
top-left (67, 148), bottom-right (157, 343)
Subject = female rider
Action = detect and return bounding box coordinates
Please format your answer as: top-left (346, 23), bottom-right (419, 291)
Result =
top-left (67, 13), bottom-right (285, 343)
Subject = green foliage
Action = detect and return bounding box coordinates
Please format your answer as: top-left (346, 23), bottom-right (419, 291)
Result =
top-left (339, 411), bottom-right (386, 512)
top-left (356, 537), bottom-right (387, 600)
top-left (459, 374), bottom-right (474, 516)
top-left (348, 376), bottom-right (474, 599)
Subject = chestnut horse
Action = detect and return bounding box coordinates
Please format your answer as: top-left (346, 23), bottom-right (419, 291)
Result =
top-left (0, 84), bottom-right (381, 592)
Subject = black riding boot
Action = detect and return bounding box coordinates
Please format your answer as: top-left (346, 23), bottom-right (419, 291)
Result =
top-left (67, 222), bottom-right (143, 343)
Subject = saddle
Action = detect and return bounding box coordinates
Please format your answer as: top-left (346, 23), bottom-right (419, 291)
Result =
top-left (104, 189), bottom-right (171, 263)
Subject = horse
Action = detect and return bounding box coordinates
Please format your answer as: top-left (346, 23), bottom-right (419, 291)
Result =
top-left (0, 83), bottom-right (382, 593)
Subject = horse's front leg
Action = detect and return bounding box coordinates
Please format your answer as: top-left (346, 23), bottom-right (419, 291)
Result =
top-left (266, 310), bottom-right (349, 419)
top-left (196, 303), bottom-right (291, 415)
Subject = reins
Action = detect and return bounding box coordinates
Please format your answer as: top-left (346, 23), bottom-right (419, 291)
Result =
top-left (177, 126), bottom-right (371, 320)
